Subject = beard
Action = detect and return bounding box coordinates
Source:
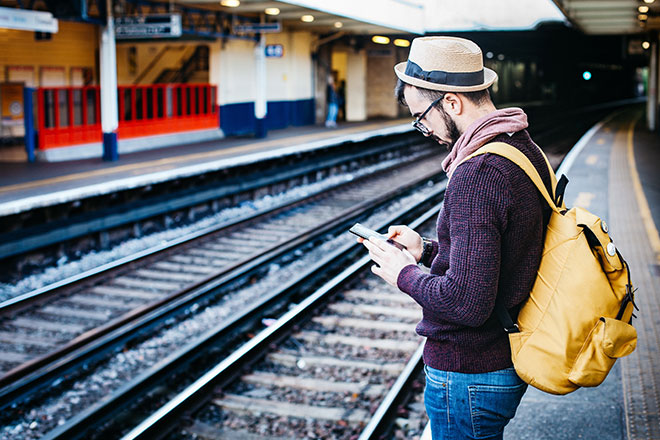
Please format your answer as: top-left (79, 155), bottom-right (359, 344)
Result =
top-left (435, 106), bottom-right (462, 152)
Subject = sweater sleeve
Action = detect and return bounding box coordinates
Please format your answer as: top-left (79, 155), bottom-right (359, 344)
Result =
top-left (397, 158), bottom-right (511, 327)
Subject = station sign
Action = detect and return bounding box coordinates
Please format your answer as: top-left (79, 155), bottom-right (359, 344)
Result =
top-left (233, 22), bottom-right (281, 34)
top-left (265, 44), bottom-right (284, 58)
top-left (0, 6), bottom-right (58, 33)
top-left (115, 14), bottom-right (182, 39)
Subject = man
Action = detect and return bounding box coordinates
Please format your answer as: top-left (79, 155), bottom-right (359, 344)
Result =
top-left (360, 36), bottom-right (553, 439)
top-left (325, 73), bottom-right (339, 128)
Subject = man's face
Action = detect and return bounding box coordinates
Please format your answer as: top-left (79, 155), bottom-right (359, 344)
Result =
top-left (404, 86), bottom-right (461, 151)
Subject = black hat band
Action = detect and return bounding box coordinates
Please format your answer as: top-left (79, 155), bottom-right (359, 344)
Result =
top-left (404, 60), bottom-right (484, 86)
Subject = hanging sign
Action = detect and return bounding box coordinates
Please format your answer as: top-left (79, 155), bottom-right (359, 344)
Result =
top-left (115, 14), bottom-right (182, 39)
top-left (234, 22), bottom-right (281, 34)
top-left (0, 6), bottom-right (58, 33)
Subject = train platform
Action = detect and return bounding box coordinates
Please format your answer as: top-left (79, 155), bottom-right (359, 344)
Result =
top-left (421, 105), bottom-right (660, 440)
top-left (0, 118), bottom-right (410, 217)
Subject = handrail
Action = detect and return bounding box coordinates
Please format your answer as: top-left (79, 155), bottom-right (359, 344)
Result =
top-left (133, 46), bottom-right (174, 85)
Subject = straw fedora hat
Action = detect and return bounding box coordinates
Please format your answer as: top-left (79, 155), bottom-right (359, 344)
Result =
top-left (394, 36), bottom-right (497, 92)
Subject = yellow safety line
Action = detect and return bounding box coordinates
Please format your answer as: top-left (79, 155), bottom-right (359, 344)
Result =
top-left (0, 121), bottom-right (402, 194)
top-left (626, 118), bottom-right (660, 263)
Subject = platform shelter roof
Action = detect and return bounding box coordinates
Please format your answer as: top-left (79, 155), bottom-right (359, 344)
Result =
top-left (552, 0), bottom-right (660, 34)
top-left (178, 0), bottom-right (424, 35)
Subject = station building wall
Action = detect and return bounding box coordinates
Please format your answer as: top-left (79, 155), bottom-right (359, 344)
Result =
top-left (210, 30), bottom-right (315, 136)
top-left (0, 21), bottom-right (97, 86)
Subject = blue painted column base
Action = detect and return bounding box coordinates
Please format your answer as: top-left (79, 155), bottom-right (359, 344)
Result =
top-left (255, 117), bottom-right (267, 139)
top-left (102, 132), bottom-right (119, 161)
top-left (23, 87), bottom-right (36, 163)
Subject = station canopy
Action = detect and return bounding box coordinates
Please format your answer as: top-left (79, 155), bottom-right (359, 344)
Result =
top-left (177, 0), bottom-right (567, 35)
top-left (551, 0), bottom-right (660, 34)
top-left (177, 0), bottom-right (426, 35)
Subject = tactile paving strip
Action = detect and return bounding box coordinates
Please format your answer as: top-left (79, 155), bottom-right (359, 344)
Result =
top-left (609, 110), bottom-right (660, 440)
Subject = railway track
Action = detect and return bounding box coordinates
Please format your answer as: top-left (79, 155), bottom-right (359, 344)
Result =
top-left (118, 203), bottom-right (441, 440)
top-left (185, 281), bottom-right (424, 439)
top-left (0, 149), bottom-right (447, 440)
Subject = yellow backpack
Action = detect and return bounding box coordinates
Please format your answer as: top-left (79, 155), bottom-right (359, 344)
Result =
top-left (464, 142), bottom-right (638, 395)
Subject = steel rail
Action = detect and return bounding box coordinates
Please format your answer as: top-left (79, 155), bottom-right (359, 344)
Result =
top-left (114, 196), bottom-right (443, 440)
top-left (0, 163), bottom-right (445, 416)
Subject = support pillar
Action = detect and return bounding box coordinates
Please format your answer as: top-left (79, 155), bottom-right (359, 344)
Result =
top-left (648, 34), bottom-right (658, 132)
top-left (346, 49), bottom-right (367, 122)
top-left (209, 41), bottom-right (222, 129)
top-left (23, 87), bottom-right (35, 163)
top-left (254, 32), bottom-right (267, 138)
top-left (100, 0), bottom-right (119, 161)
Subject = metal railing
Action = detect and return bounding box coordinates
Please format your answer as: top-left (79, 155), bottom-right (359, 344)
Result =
top-left (31, 83), bottom-right (218, 150)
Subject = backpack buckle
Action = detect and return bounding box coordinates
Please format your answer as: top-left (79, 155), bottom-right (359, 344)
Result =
top-left (504, 324), bottom-right (520, 334)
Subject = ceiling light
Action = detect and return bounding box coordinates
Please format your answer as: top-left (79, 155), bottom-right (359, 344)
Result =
top-left (639, 14), bottom-right (648, 20)
top-left (372, 35), bottom-right (390, 45)
top-left (265, 7), bottom-right (280, 15)
top-left (301, 15), bottom-right (314, 22)
top-left (638, 5), bottom-right (649, 13)
top-left (334, 21), bottom-right (343, 29)
top-left (394, 39), bottom-right (410, 47)
top-left (220, 0), bottom-right (240, 7)
top-left (643, 0), bottom-right (654, 4)
top-left (642, 41), bottom-right (651, 49)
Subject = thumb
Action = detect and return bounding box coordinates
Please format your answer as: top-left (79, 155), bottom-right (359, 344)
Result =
top-left (388, 225), bottom-right (404, 238)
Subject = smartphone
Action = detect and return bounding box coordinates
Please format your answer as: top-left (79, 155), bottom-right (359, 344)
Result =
top-left (349, 223), bottom-right (406, 250)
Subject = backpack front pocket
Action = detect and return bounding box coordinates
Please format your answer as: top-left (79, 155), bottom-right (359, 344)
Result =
top-left (568, 317), bottom-right (637, 387)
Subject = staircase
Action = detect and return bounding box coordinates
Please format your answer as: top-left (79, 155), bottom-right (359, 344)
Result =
top-left (155, 45), bottom-right (209, 84)
top-left (133, 45), bottom-right (209, 85)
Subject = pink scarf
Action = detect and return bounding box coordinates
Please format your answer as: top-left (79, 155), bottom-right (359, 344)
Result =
top-left (442, 107), bottom-right (528, 178)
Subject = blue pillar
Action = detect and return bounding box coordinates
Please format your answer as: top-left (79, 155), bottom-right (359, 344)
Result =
top-left (103, 132), bottom-right (118, 161)
top-left (255, 117), bottom-right (267, 138)
top-left (23, 87), bottom-right (36, 163)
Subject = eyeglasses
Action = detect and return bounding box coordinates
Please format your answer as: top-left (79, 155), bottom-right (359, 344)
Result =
top-left (412, 95), bottom-right (444, 136)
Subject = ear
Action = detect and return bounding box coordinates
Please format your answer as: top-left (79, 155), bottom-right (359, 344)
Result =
top-left (442, 93), bottom-right (463, 116)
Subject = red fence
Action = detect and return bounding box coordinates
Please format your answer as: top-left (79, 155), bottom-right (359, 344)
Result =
top-left (36, 84), bottom-right (218, 150)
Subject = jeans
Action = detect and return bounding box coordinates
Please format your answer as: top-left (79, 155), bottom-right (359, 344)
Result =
top-left (326, 102), bottom-right (338, 125)
top-left (424, 365), bottom-right (527, 440)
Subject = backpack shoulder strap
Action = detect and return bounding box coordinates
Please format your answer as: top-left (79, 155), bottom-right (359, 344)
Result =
top-left (461, 142), bottom-right (563, 214)
top-left (534, 142), bottom-right (559, 194)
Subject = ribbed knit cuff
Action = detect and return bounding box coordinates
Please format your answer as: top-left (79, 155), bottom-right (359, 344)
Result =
top-left (397, 264), bottom-right (426, 294)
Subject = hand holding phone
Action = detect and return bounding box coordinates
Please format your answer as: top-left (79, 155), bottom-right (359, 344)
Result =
top-left (349, 223), bottom-right (406, 250)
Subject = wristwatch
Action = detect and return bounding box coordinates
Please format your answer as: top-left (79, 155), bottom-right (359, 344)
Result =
top-left (420, 237), bottom-right (434, 266)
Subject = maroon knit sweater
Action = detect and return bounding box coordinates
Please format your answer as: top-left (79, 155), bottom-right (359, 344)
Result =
top-left (397, 130), bottom-right (552, 373)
